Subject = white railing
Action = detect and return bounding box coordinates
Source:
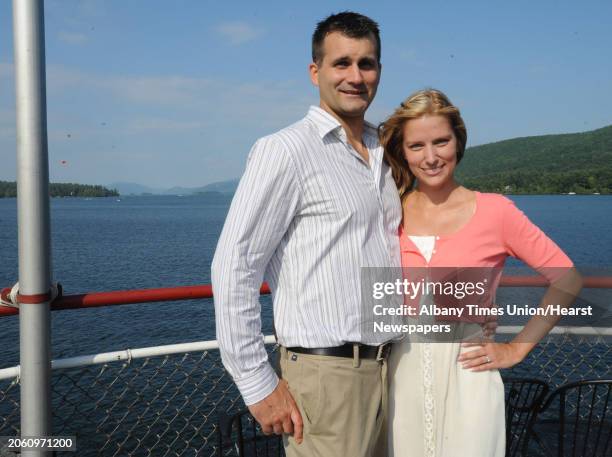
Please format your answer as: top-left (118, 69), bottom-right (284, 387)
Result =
top-left (0, 336), bottom-right (279, 381)
top-left (1, 327), bottom-right (610, 381)
top-left (0, 327), bottom-right (609, 456)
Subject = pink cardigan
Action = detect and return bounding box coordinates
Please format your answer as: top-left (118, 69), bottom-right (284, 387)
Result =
top-left (399, 192), bottom-right (573, 321)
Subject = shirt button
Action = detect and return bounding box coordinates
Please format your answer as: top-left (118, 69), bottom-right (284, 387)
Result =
top-left (432, 249), bottom-right (437, 254)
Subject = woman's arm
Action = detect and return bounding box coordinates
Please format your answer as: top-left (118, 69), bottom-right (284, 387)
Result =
top-left (459, 267), bottom-right (582, 371)
top-left (459, 196), bottom-right (582, 371)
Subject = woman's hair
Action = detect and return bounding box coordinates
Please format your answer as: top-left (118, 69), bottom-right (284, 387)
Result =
top-left (378, 89), bottom-right (467, 201)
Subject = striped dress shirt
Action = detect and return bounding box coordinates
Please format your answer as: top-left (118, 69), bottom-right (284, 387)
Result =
top-left (211, 106), bottom-right (402, 405)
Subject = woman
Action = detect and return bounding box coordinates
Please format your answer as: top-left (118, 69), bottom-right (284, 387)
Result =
top-left (379, 89), bottom-right (582, 457)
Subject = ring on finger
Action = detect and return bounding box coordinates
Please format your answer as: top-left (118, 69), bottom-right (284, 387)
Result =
top-left (485, 355), bottom-right (492, 364)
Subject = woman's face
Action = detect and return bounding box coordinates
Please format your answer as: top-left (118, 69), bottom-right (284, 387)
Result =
top-left (402, 114), bottom-right (458, 189)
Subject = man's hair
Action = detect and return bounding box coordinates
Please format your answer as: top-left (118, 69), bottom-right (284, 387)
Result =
top-left (312, 11), bottom-right (381, 64)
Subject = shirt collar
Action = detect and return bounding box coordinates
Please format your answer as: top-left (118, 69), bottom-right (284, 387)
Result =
top-left (306, 105), bottom-right (378, 140)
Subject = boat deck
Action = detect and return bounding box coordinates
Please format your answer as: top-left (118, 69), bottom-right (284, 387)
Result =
top-left (0, 328), bottom-right (609, 456)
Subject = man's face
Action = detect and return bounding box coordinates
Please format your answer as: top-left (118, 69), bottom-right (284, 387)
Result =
top-left (309, 32), bottom-right (381, 122)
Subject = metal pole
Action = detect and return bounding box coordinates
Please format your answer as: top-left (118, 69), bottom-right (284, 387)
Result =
top-left (12, 0), bottom-right (52, 455)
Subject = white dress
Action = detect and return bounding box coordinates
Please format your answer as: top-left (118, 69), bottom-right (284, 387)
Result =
top-left (388, 236), bottom-right (506, 457)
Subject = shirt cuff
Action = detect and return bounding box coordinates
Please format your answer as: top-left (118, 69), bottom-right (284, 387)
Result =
top-left (235, 362), bottom-right (279, 406)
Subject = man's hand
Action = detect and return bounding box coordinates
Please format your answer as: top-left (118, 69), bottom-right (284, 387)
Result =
top-left (248, 379), bottom-right (303, 444)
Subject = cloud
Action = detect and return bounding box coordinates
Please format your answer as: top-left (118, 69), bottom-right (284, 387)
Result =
top-left (0, 63), bottom-right (315, 185)
top-left (0, 62), bottom-right (13, 79)
top-left (43, 65), bottom-right (310, 121)
top-left (125, 118), bottom-right (207, 133)
top-left (213, 21), bottom-right (264, 45)
top-left (528, 64), bottom-right (551, 75)
top-left (0, 109), bottom-right (15, 123)
top-left (46, 65), bottom-right (88, 92)
top-left (396, 48), bottom-right (425, 67)
top-left (0, 127), bottom-right (14, 140)
top-left (100, 75), bottom-right (214, 105)
top-left (45, 65), bottom-right (213, 105)
top-left (365, 103), bottom-right (395, 126)
top-left (58, 31), bottom-right (89, 45)
top-left (0, 107), bottom-right (15, 140)
top-left (46, 0), bottom-right (106, 28)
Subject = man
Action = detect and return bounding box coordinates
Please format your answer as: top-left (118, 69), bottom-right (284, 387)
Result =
top-left (211, 12), bottom-right (402, 457)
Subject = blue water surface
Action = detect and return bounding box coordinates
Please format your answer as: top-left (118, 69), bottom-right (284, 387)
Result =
top-left (0, 194), bottom-right (610, 368)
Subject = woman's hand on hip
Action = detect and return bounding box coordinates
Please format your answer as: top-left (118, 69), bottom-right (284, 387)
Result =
top-left (457, 341), bottom-right (531, 371)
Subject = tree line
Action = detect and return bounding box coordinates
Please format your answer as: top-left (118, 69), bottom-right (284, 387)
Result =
top-left (0, 181), bottom-right (119, 198)
top-left (455, 124), bottom-right (612, 194)
top-left (460, 168), bottom-right (612, 194)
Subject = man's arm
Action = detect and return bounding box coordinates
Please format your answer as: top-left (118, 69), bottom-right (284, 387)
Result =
top-left (211, 135), bottom-right (303, 440)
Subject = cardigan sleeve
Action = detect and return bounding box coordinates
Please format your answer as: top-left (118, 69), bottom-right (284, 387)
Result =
top-left (500, 196), bottom-right (573, 282)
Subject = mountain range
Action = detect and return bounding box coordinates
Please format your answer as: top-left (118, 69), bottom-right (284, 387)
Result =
top-left (456, 124), bottom-right (612, 193)
top-left (111, 124), bottom-right (612, 196)
top-left (109, 179), bottom-right (239, 196)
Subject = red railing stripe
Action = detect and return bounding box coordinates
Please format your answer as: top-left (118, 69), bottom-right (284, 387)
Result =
top-left (0, 283), bottom-right (271, 317)
top-left (500, 276), bottom-right (612, 287)
top-left (16, 292), bottom-right (52, 304)
top-left (0, 277), bottom-right (609, 318)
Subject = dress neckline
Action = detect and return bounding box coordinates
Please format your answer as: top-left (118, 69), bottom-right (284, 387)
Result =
top-left (400, 191), bottom-right (481, 241)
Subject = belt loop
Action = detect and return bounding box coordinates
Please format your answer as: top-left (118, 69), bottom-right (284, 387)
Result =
top-left (352, 343), bottom-right (360, 368)
top-left (376, 343), bottom-right (389, 362)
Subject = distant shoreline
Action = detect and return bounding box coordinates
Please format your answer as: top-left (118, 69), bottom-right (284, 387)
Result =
top-left (0, 181), bottom-right (119, 198)
top-left (2, 193), bottom-right (610, 201)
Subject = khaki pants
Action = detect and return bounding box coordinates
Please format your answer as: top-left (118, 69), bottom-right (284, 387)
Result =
top-left (279, 346), bottom-right (388, 457)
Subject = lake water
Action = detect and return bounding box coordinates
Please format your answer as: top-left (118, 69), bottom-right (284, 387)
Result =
top-left (0, 194), bottom-right (611, 369)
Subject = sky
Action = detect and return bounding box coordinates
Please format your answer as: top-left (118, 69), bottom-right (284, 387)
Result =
top-left (0, 0), bottom-right (611, 189)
